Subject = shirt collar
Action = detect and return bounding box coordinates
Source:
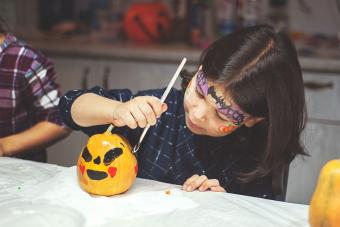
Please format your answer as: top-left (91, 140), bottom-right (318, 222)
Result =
top-left (0, 33), bottom-right (17, 53)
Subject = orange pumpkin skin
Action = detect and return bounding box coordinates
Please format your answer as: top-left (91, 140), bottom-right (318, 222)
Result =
top-left (309, 159), bottom-right (340, 227)
top-left (77, 131), bottom-right (138, 196)
top-left (123, 2), bottom-right (172, 43)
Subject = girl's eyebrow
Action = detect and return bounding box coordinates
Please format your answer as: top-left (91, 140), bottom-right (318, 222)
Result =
top-left (196, 70), bottom-right (245, 125)
top-left (207, 86), bottom-right (229, 109)
top-left (207, 86), bottom-right (246, 125)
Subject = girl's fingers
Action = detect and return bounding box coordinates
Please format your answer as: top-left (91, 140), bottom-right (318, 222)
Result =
top-left (183, 175), bottom-right (226, 192)
top-left (112, 118), bottom-right (125, 127)
top-left (112, 96), bottom-right (168, 129)
top-left (210, 186), bottom-right (226, 192)
top-left (146, 97), bottom-right (164, 117)
top-left (161, 103), bottom-right (168, 113)
top-left (183, 174), bottom-right (199, 191)
top-left (138, 103), bottom-right (157, 126)
top-left (122, 112), bottom-right (138, 129)
top-left (185, 175), bottom-right (208, 192)
top-left (129, 105), bottom-right (147, 128)
top-left (198, 179), bottom-right (220, 192)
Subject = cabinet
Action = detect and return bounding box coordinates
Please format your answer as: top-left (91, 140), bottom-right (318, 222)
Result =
top-left (98, 60), bottom-right (196, 92)
top-left (285, 72), bottom-right (340, 204)
top-left (47, 56), bottom-right (195, 166)
top-left (303, 73), bottom-right (340, 121)
top-left (47, 57), bottom-right (100, 167)
top-left (53, 58), bottom-right (100, 95)
top-left (286, 122), bottom-right (340, 204)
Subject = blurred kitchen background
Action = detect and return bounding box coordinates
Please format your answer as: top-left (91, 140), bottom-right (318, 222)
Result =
top-left (1, 0), bottom-right (340, 205)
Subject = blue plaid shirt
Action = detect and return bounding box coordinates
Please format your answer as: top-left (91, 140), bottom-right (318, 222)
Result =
top-left (59, 86), bottom-right (274, 199)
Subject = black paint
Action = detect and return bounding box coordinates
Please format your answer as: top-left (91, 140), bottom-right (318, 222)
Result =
top-left (82, 147), bottom-right (92, 162)
top-left (87, 169), bottom-right (108, 180)
top-left (93, 156), bottom-right (101, 165)
top-left (207, 86), bottom-right (228, 109)
top-left (104, 148), bottom-right (123, 165)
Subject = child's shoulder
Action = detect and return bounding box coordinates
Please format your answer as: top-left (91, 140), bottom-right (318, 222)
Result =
top-left (4, 34), bottom-right (38, 56)
top-left (3, 34), bottom-right (47, 67)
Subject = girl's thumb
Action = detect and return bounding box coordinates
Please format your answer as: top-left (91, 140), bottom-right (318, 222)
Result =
top-left (162, 103), bottom-right (168, 112)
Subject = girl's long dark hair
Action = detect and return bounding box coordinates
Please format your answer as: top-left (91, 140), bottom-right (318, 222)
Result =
top-left (182, 25), bottom-right (307, 182)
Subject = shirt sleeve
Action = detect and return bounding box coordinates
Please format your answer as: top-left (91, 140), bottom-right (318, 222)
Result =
top-left (59, 86), bottom-right (167, 147)
top-left (60, 86), bottom-right (155, 145)
top-left (23, 49), bottom-right (65, 128)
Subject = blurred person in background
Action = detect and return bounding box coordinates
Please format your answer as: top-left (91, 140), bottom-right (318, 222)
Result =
top-left (0, 18), bottom-right (69, 162)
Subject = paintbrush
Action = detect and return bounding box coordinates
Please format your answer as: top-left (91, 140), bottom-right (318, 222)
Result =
top-left (132, 57), bottom-right (187, 153)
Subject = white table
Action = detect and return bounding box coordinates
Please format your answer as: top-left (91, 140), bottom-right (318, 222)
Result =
top-left (0, 157), bottom-right (309, 227)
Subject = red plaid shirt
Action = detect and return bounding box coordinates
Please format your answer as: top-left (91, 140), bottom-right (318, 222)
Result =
top-left (0, 34), bottom-right (65, 161)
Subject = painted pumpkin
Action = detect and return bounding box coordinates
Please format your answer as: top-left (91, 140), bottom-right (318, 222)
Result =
top-left (123, 2), bottom-right (172, 43)
top-left (309, 159), bottom-right (340, 227)
top-left (77, 130), bottom-right (138, 196)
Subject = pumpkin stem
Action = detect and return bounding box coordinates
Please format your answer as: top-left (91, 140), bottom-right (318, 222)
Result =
top-left (105, 124), bottom-right (114, 135)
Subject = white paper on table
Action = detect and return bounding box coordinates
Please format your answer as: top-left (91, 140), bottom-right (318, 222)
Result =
top-left (6, 166), bottom-right (197, 227)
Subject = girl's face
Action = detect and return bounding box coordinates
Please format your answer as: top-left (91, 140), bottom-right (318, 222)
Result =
top-left (184, 68), bottom-right (254, 137)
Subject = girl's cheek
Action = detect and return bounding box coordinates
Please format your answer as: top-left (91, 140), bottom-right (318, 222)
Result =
top-left (185, 80), bottom-right (193, 97)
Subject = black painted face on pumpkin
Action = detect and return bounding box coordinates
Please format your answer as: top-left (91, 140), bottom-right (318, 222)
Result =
top-left (81, 146), bottom-right (123, 180)
top-left (77, 133), bottom-right (138, 196)
top-left (77, 133), bottom-right (138, 185)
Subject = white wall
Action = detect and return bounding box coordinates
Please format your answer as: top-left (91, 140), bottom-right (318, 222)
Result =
top-left (288, 0), bottom-right (340, 35)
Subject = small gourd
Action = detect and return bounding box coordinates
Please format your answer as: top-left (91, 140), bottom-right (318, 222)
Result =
top-left (309, 159), bottom-right (340, 227)
top-left (77, 127), bottom-right (138, 196)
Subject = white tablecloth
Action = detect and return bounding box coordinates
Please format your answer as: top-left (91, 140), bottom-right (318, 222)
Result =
top-left (0, 157), bottom-right (309, 227)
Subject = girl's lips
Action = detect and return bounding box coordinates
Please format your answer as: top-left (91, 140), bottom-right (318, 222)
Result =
top-left (187, 117), bottom-right (204, 132)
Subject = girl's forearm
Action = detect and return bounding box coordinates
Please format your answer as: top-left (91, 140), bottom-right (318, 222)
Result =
top-left (1, 121), bottom-right (69, 156)
top-left (71, 93), bottom-right (120, 127)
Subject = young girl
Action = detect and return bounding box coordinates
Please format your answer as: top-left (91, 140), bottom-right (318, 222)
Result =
top-left (0, 20), bottom-right (69, 162)
top-left (59, 25), bottom-right (306, 199)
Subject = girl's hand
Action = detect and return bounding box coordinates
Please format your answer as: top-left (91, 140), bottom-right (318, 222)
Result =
top-left (112, 96), bottom-right (167, 129)
top-left (182, 174), bottom-right (226, 192)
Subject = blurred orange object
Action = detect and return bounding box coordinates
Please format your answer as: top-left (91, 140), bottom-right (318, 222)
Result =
top-left (309, 159), bottom-right (340, 227)
top-left (123, 2), bottom-right (172, 43)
